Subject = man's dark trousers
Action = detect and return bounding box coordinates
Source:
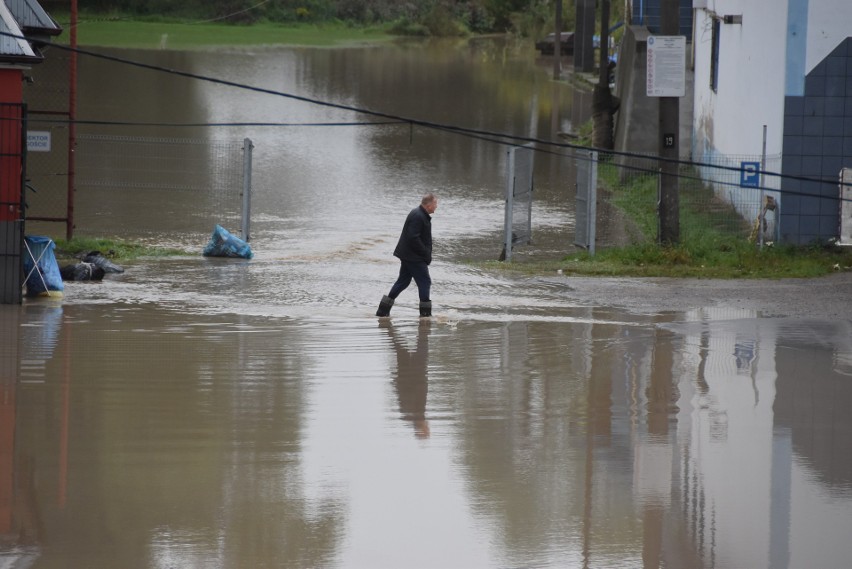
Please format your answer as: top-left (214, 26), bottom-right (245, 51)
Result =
top-left (388, 260), bottom-right (431, 302)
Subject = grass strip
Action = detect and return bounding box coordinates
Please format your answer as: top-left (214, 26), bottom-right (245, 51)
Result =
top-left (481, 158), bottom-right (852, 279)
top-left (51, 14), bottom-right (393, 49)
top-left (54, 237), bottom-right (185, 261)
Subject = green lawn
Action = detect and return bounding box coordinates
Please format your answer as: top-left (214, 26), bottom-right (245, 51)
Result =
top-left (53, 16), bottom-right (394, 50)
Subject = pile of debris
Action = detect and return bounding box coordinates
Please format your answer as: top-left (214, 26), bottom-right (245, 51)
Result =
top-left (60, 251), bottom-right (124, 282)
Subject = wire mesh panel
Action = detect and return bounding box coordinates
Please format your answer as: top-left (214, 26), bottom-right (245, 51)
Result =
top-left (595, 153), bottom-right (661, 248)
top-left (24, 46), bottom-right (72, 236)
top-left (75, 134), bottom-right (247, 238)
top-left (24, 121), bottom-right (69, 223)
top-left (594, 152), bottom-right (778, 251)
top-left (693, 152), bottom-right (782, 237)
top-left (502, 144), bottom-right (534, 261)
top-left (574, 149), bottom-right (597, 254)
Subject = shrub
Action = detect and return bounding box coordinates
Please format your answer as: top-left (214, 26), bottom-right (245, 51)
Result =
top-left (422, 3), bottom-right (468, 37)
top-left (389, 17), bottom-right (432, 36)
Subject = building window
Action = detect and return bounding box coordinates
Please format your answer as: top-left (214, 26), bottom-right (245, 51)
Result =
top-left (710, 18), bottom-right (720, 92)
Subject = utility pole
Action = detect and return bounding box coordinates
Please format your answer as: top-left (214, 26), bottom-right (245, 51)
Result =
top-left (553, 0), bottom-right (562, 80)
top-left (574, 0), bottom-right (595, 72)
top-left (598, 0), bottom-right (610, 88)
top-left (658, 0), bottom-right (680, 244)
top-left (592, 0), bottom-right (614, 149)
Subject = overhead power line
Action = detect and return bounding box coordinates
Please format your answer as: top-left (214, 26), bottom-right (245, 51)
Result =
top-left (4, 30), bottom-right (847, 193)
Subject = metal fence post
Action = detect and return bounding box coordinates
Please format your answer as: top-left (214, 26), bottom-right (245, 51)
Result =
top-left (503, 146), bottom-right (515, 261)
top-left (657, 168), bottom-right (663, 244)
top-left (588, 151), bottom-right (597, 256)
top-left (759, 125), bottom-right (767, 249)
top-left (241, 138), bottom-right (253, 242)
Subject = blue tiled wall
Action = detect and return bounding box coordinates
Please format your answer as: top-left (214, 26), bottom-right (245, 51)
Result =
top-left (781, 37), bottom-right (852, 244)
top-left (632, 0), bottom-right (694, 41)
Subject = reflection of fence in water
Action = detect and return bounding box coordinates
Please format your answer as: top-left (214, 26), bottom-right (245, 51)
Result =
top-left (75, 134), bottom-right (248, 235)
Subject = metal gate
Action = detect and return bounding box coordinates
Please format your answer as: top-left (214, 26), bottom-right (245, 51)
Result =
top-left (502, 144), bottom-right (534, 261)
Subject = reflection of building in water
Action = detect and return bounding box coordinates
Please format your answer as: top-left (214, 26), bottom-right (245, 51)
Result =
top-left (18, 303), bottom-right (63, 383)
top-left (450, 307), bottom-right (852, 567)
top-left (0, 309), bottom-right (19, 543)
top-left (453, 314), bottom-right (667, 565)
top-left (673, 312), bottom-right (852, 569)
top-left (733, 336), bottom-right (756, 374)
top-left (834, 345), bottom-right (852, 377)
top-left (773, 320), bottom-right (852, 491)
top-left (0, 304), bottom-right (64, 562)
top-left (673, 308), bottom-right (780, 568)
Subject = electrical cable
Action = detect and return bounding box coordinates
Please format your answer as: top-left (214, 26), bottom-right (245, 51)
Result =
top-left (4, 29), bottom-right (848, 198)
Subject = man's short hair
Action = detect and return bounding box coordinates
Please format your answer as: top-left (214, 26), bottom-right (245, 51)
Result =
top-left (421, 192), bottom-right (437, 206)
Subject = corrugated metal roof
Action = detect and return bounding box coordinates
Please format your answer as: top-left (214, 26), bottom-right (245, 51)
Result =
top-left (6, 0), bottom-right (60, 34)
top-left (0, 2), bottom-right (36, 58)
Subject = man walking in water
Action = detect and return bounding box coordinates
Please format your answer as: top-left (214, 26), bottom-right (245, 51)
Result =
top-left (376, 193), bottom-right (438, 318)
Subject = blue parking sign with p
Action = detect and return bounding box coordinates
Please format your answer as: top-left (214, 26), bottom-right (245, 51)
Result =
top-left (740, 161), bottom-right (760, 188)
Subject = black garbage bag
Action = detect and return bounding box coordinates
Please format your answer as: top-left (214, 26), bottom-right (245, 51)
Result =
top-left (82, 250), bottom-right (124, 273)
top-left (60, 262), bottom-right (106, 281)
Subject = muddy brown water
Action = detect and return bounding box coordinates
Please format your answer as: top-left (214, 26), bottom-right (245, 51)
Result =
top-left (4, 39), bottom-right (851, 568)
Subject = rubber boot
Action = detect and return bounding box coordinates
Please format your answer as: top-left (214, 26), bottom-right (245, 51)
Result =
top-left (376, 295), bottom-right (394, 317)
top-left (419, 300), bottom-right (432, 318)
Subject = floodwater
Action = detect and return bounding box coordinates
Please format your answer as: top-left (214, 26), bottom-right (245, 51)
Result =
top-left (4, 39), bottom-right (852, 568)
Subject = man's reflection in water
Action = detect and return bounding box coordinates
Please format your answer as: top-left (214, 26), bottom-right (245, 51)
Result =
top-left (381, 320), bottom-right (430, 439)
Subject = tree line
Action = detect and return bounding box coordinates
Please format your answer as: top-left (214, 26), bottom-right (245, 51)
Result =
top-left (42, 1), bottom-right (623, 38)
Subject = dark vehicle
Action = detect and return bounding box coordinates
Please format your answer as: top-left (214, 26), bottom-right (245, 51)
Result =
top-left (535, 32), bottom-right (574, 55)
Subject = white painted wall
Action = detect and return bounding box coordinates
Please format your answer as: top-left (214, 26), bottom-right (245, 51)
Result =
top-left (692, 0), bottom-right (788, 161)
top-left (693, 0), bottom-right (852, 159)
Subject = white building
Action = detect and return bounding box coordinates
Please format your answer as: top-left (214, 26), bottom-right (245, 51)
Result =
top-left (691, 0), bottom-right (852, 244)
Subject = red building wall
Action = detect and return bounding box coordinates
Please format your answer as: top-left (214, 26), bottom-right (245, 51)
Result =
top-left (0, 68), bottom-right (23, 223)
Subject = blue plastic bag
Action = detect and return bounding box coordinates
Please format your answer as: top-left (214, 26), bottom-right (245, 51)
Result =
top-left (203, 225), bottom-right (253, 259)
top-left (23, 236), bottom-right (64, 296)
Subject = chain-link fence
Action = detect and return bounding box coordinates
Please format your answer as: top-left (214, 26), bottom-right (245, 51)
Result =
top-left (588, 151), bottom-right (781, 251)
top-left (24, 45), bottom-right (72, 236)
top-left (23, 48), bottom-right (251, 242)
top-left (75, 134), bottom-right (250, 237)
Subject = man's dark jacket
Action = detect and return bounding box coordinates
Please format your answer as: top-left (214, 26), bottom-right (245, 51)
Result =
top-left (393, 205), bottom-right (432, 265)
